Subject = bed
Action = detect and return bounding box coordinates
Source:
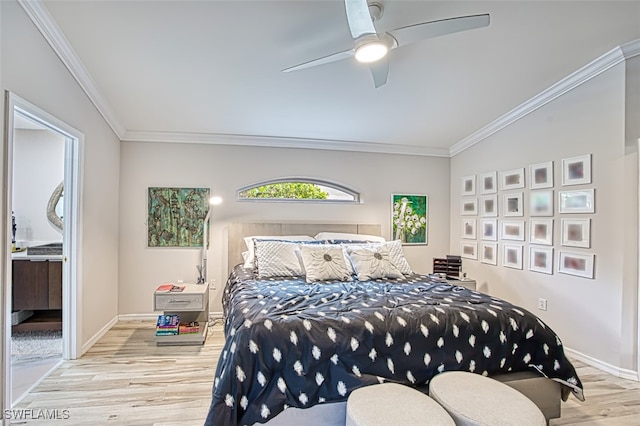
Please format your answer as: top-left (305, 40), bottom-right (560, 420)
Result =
top-left (205, 223), bottom-right (584, 426)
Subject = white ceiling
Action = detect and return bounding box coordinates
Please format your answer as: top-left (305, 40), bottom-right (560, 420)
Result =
top-left (29, 0), bottom-right (640, 156)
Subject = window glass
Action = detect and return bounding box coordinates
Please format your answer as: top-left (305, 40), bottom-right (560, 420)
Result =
top-left (237, 179), bottom-right (359, 202)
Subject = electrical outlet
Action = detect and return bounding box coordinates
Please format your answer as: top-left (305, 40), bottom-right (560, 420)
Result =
top-left (209, 279), bottom-right (216, 291)
top-left (537, 298), bottom-right (548, 311)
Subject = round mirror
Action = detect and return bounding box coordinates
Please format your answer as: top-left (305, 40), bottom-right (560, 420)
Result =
top-left (47, 181), bottom-right (63, 233)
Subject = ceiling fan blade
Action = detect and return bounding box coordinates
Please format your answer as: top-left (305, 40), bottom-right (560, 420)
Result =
top-left (282, 48), bottom-right (355, 73)
top-left (345, 0), bottom-right (377, 39)
top-left (388, 14), bottom-right (490, 47)
top-left (369, 57), bottom-right (389, 88)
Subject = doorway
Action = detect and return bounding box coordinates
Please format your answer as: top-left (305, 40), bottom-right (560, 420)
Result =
top-left (2, 92), bottom-right (83, 408)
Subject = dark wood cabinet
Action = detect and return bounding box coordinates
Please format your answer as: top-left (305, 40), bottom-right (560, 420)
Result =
top-left (12, 259), bottom-right (62, 331)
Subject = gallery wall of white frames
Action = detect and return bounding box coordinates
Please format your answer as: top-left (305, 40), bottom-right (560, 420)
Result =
top-left (459, 153), bottom-right (595, 278)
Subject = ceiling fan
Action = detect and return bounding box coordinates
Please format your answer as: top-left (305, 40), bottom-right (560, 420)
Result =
top-left (282, 0), bottom-right (490, 88)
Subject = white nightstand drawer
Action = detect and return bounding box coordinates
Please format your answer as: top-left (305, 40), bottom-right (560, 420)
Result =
top-left (154, 293), bottom-right (205, 311)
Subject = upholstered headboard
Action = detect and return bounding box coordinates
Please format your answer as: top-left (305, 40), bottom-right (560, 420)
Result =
top-left (227, 222), bottom-right (382, 273)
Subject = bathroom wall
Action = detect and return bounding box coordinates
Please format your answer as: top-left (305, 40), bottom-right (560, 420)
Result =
top-left (12, 128), bottom-right (65, 247)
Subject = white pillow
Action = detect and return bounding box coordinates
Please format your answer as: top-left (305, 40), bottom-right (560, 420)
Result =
top-left (298, 245), bottom-right (352, 283)
top-left (314, 232), bottom-right (386, 243)
top-left (254, 240), bottom-right (304, 278)
top-left (347, 245), bottom-right (404, 281)
top-left (243, 235), bottom-right (315, 268)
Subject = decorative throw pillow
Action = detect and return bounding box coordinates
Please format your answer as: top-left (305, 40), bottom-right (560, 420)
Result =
top-left (254, 240), bottom-right (304, 278)
top-left (347, 245), bottom-right (404, 281)
top-left (243, 235), bottom-right (315, 268)
top-left (298, 244), bottom-right (352, 283)
top-left (382, 240), bottom-right (413, 275)
top-left (331, 240), bottom-right (412, 276)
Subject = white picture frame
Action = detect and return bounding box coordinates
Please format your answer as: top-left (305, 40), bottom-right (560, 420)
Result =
top-left (481, 242), bottom-right (498, 265)
top-left (502, 243), bottom-right (523, 269)
top-left (481, 218), bottom-right (498, 241)
top-left (501, 220), bottom-right (525, 241)
top-left (481, 194), bottom-right (498, 217)
top-left (460, 241), bottom-right (478, 260)
top-left (461, 175), bottom-right (476, 196)
top-left (561, 218), bottom-right (591, 248)
top-left (529, 218), bottom-right (553, 246)
top-left (500, 168), bottom-right (525, 191)
top-left (503, 192), bottom-right (524, 217)
top-left (558, 251), bottom-right (595, 278)
top-left (529, 190), bottom-right (553, 216)
top-left (461, 198), bottom-right (478, 215)
top-left (529, 246), bottom-right (553, 275)
top-left (462, 218), bottom-right (477, 239)
top-left (529, 161), bottom-right (554, 189)
top-left (479, 171), bottom-right (497, 194)
top-left (562, 154), bottom-right (591, 186)
top-left (559, 189), bottom-right (595, 214)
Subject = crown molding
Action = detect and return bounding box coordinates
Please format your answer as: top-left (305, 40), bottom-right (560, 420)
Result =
top-left (18, 0), bottom-right (126, 138)
top-left (450, 39), bottom-right (640, 157)
top-left (121, 130), bottom-right (450, 157)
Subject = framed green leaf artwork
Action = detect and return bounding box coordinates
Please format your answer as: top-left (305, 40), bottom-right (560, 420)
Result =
top-left (391, 194), bottom-right (428, 245)
top-left (148, 187), bottom-right (210, 247)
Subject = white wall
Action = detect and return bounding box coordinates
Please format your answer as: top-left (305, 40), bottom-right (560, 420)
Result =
top-left (1, 0), bottom-right (121, 346)
top-left (118, 142), bottom-right (450, 314)
top-left (12, 129), bottom-right (65, 246)
top-left (449, 60), bottom-right (638, 374)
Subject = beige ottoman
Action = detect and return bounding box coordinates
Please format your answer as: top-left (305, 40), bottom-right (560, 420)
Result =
top-left (346, 383), bottom-right (455, 426)
top-left (429, 372), bottom-right (546, 426)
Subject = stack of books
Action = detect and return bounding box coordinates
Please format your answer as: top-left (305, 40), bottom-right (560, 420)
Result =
top-left (156, 314), bottom-right (179, 336)
top-left (178, 321), bottom-right (200, 335)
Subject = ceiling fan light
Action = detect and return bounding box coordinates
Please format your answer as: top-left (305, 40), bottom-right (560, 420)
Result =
top-left (355, 41), bottom-right (388, 63)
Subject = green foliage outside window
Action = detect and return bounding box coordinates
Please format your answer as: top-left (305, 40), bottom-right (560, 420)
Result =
top-left (239, 182), bottom-right (329, 200)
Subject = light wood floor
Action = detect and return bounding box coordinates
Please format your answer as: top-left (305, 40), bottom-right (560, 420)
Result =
top-left (12, 320), bottom-right (640, 425)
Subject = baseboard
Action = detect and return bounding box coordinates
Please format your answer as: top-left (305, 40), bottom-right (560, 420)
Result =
top-left (564, 346), bottom-right (639, 382)
top-left (118, 313), bottom-right (158, 321)
top-left (81, 315), bottom-right (118, 356)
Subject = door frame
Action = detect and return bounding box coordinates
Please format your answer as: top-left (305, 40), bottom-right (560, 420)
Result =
top-left (2, 91), bottom-right (83, 409)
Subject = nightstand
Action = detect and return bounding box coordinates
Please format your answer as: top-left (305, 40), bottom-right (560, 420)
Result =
top-left (446, 278), bottom-right (477, 291)
top-left (154, 283), bottom-right (209, 345)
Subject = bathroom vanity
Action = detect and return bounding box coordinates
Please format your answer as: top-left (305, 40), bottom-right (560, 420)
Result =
top-left (12, 245), bottom-right (63, 331)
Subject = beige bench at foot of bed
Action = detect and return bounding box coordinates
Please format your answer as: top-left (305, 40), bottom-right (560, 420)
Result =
top-left (347, 383), bottom-right (455, 426)
top-left (492, 371), bottom-right (561, 421)
top-left (429, 371), bottom-right (547, 426)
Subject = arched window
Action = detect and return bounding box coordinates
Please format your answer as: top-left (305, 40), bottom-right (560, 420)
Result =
top-left (237, 178), bottom-right (360, 203)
